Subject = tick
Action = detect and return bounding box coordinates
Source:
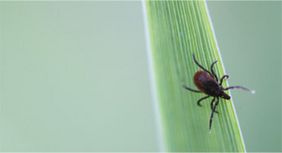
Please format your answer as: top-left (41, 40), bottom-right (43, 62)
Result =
top-left (183, 54), bottom-right (254, 130)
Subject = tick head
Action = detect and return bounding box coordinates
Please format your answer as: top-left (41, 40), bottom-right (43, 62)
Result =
top-left (220, 91), bottom-right (230, 100)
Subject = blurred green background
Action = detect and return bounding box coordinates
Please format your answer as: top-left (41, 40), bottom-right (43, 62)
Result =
top-left (0, 2), bottom-right (158, 151)
top-left (0, 1), bottom-right (281, 152)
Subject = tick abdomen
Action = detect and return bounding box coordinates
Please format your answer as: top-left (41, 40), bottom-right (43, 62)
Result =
top-left (194, 71), bottom-right (220, 96)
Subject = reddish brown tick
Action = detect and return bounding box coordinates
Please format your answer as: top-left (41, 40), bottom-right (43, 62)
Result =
top-left (183, 54), bottom-right (254, 130)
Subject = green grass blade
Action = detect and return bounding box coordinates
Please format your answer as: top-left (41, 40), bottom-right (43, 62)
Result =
top-left (143, 1), bottom-right (246, 152)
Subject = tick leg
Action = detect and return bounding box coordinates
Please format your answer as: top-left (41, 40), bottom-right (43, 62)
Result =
top-left (209, 97), bottom-right (219, 130)
top-left (192, 54), bottom-right (214, 77)
top-left (210, 98), bottom-right (219, 113)
top-left (210, 61), bottom-right (219, 81)
top-left (219, 75), bottom-right (229, 85)
top-left (183, 85), bottom-right (201, 93)
top-left (197, 95), bottom-right (210, 107)
top-left (224, 86), bottom-right (254, 94)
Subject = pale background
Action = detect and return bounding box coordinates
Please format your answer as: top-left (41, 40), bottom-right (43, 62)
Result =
top-left (0, 1), bottom-right (281, 152)
top-left (0, 2), bottom-right (158, 151)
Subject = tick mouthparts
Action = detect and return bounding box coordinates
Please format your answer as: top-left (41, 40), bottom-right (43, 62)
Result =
top-left (221, 92), bottom-right (230, 100)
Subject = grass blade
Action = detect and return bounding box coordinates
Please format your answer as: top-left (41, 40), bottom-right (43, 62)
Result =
top-left (143, 1), bottom-right (246, 151)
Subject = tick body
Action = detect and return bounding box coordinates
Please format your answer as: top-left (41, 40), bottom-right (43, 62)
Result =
top-left (194, 71), bottom-right (230, 100)
top-left (183, 54), bottom-right (253, 130)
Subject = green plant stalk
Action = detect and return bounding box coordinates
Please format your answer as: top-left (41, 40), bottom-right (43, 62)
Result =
top-left (144, 1), bottom-right (245, 152)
